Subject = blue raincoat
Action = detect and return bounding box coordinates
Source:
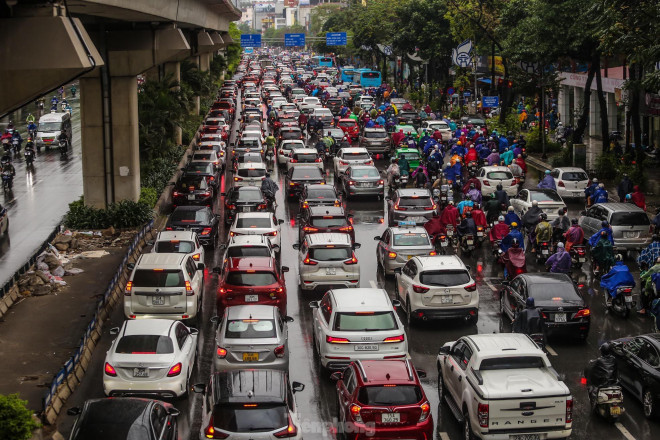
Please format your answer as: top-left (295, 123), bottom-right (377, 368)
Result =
top-left (588, 228), bottom-right (614, 247)
top-left (600, 261), bottom-right (636, 294)
top-left (501, 228), bottom-right (525, 252)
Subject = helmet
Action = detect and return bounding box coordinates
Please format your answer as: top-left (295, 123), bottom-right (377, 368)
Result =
top-left (601, 220), bottom-right (609, 228)
top-left (496, 184), bottom-right (503, 191)
top-left (558, 121), bottom-right (563, 126)
top-left (508, 206), bottom-right (514, 212)
top-left (465, 211), bottom-right (472, 217)
top-left (448, 200), bottom-right (455, 205)
top-left (511, 222), bottom-right (518, 228)
top-left (498, 215), bottom-right (505, 222)
top-left (265, 172), bottom-right (271, 178)
top-left (615, 254), bottom-right (623, 262)
top-left (558, 209), bottom-right (565, 216)
top-left (540, 213), bottom-right (548, 220)
top-left (593, 178), bottom-right (598, 183)
top-left (599, 342), bottom-right (613, 356)
top-left (490, 193), bottom-right (496, 199)
top-left (457, 141), bottom-right (462, 146)
top-left (598, 183), bottom-right (605, 188)
top-left (571, 218), bottom-right (578, 225)
top-left (532, 200), bottom-right (539, 207)
top-left (545, 169), bottom-right (551, 174)
top-left (511, 238), bottom-right (520, 248)
top-left (525, 297), bottom-right (535, 308)
top-left (557, 242), bottom-right (564, 248)
top-left (517, 154), bottom-right (522, 158)
top-left (625, 194), bottom-right (631, 200)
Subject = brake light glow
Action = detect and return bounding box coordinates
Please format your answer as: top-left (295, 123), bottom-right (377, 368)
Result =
top-left (566, 398), bottom-right (573, 424)
top-left (303, 254), bottom-right (317, 265)
top-left (264, 231), bottom-right (277, 236)
top-left (326, 336), bottom-right (349, 343)
top-left (167, 362), bottom-right (182, 377)
top-left (216, 346), bottom-right (227, 358)
top-left (185, 280), bottom-right (193, 295)
top-left (273, 414), bottom-right (298, 438)
top-left (303, 226), bottom-right (319, 233)
top-left (104, 362), bottom-right (117, 376)
top-left (124, 281), bottom-right (133, 296)
top-left (478, 403), bottom-right (489, 427)
top-left (419, 401), bottom-right (431, 422)
top-left (201, 228), bottom-right (212, 236)
top-left (464, 283), bottom-right (477, 292)
top-left (343, 253), bottom-right (358, 265)
top-left (413, 285), bottom-right (430, 293)
top-left (383, 334), bottom-right (405, 343)
top-left (204, 417), bottom-right (229, 439)
top-left (388, 251), bottom-right (397, 259)
top-left (350, 404), bottom-right (363, 423)
top-left (192, 253), bottom-right (201, 261)
top-left (574, 308), bottom-right (591, 318)
top-left (274, 345), bottom-right (286, 358)
top-left (338, 225), bottom-right (353, 232)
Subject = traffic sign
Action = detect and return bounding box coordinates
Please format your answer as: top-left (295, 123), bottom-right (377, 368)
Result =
top-left (244, 47), bottom-right (254, 54)
top-left (284, 33), bottom-right (305, 47)
top-left (482, 96), bottom-right (499, 107)
top-left (463, 91), bottom-right (471, 97)
top-left (240, 34), bottom-right (262, 48)
top-left (326, 32), bottom-right (347, 46)
top-left (447, 87), bottom-right (455, 96)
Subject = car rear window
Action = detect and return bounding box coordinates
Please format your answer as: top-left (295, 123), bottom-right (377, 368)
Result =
top-left (225, 319), bottom-right (276, 339)
top-left (192, 153), bottom-right (212, 161)
top-left (420, 270), bottom-right (470, 286)
top-left (226, 246), bottom-right (271, 258)
top-left (186, 163), bottom-right (213, 173)
top-left (132, 269), bottom-right (185, 287)
top-left (281, 130), bottom-right (301, 139)
top-left (238, 168), bottom-right (266, 178)
top-left (170, 209), bottom-right (210, 223)
top-left (610, 211), bottom-right (650, 226)
top-left (530, 191), bottom-right (563, 202)
top-left (179, 177), bottom-right (205, 189)
top-left (350, 168), bottom-right (380, 178)
top-left (398, 197), bottom-right (432, 207)
top-left (309, 246), bottom-right (351, 261)
top-left (226, 272), bottom-right (277, 286)
top-left (393, 233), bottom-right (430, 247)
top-left (333, 312), bottom-right (397, 331)
top-left (311, 216), bottom-right (346, 228)
top-left (399, 151), bottom-right (420, 160)
top-left (212, 404), bottom-right (287, 433)
top-left (115, 335), bottom-right (174, 354)
top-left (358, 385), bottom-right (422, 406)
top-left (364, 131), bottom-right (387, 139)
top-left (528, 282), bottom-right (581, 302)
top-left (479, 356), bottom-right (545, 370)
top-left (562, 171), bottom-right (588, 181)
top-left (232, 189), bottom-right (263, 202)
top-left (293, 153), bottom-right (318, 162)
top-left (236, 217), bottom-right (271, 228)
top-left (486, 171), bottom-right (513, 180)
top-left (292, 168), bottom-right (323, 179)
top-left (307, 189), bottom-right (337, 199)
top-left (154, 241), bottom-right (195, 254)
top-left (342, 152), bottom-right (370, 160)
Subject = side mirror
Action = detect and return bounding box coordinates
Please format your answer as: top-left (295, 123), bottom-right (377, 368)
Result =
top-left (197, 263), bottom-right (205, 271)
top-left (278, 219), bottom-right (285, 225)
top-left (218, 243), bottom-right (227, 250)
top-left (192, 383), bottom-right (206, 394)
top-left (66, 407), bottom-right (81, 416)
top-left (292, 381), bottom-right (305, 393)
top-left (127, 263), bottom-right (135, 271)
top-left (373, 236), bottom-right (381, 241)
top-left (146, 240), bottom-right (154, 246)
top-left (285, 315), bottom-right (295, 323)
top-left (330, 372), bottom-right (343, 382)
top-left (167, 407), bottom-right (181, 417)
top-left (292, 243), bottom-right (300, 250)
top-left (309, 300), bottom-right (319, 309)
top-left (109, 327), bottom-right (120, 335)
top-left (416, 369), bottom-right (427, 379)
top-left (392, 299), bottom-right (401, 308)
top-left (393, 267), bottom-right (402, 274)
top-left (190, 328), bottom-right (199, 335)
top-left (212, 266), bottom-right (221, 274)
top-left (353, 243), bottom-right (361, 250)
top-left (438, 345), bottom-right (451, 355)
top-left (281, 266), bottom-right (290, 273)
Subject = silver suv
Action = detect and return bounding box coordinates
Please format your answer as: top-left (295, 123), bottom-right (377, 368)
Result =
top-left (359, 127), bottom-right (389, 154)
top-left (579, 203), bottom-right (652, 251)
top-left (295, 233), bottom-right (360, 291)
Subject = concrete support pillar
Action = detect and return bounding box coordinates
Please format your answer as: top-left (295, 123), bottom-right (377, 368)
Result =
top-left (164, 61), bottom-right (183, 145)
top-left (110, 76), bottom-right (140, 202)
top-left (574, 86), bottom-right (584, 126)
top-left (80, 76), bottom-right (108, 209)
top-left (589, 90), bottom-right (601, 138)
top-left (558, 85), bottom-right (570, 125)
top-left (199, 52), bottom-right (211, 72)
top-left (607, 92), bottom-right (618, 132)
top-left (190, 56), bottom-right (200, 116)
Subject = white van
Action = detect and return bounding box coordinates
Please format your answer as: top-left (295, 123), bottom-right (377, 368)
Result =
top-left (36, 112), bottom-right (72, 150)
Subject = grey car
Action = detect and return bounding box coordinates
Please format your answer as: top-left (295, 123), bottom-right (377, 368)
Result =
top-left (359, 127), bottom-right (390, 154)
top-left (339, 165), bottom-right (384, 199)
top-left (579, 203), bottom-right (652, 251)
top-left (387, 188), bottom-right (437, 226)
top-left (374, 225), bottom-right (436, 275)
top-left (213, 305), bottom-right (293, 372)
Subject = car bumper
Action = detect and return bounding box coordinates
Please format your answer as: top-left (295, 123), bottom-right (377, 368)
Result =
top-left (345, 420), bottom-right (433, 440)
top-left (300, 273), bottom-right (360, 290)
top-left (383, 253), bottom-right (433, 274)
top-left (613, 237), bottom-right (652, 250)
top-left (391, 211), bottom-right (435, 224)
top-left (362, 144), bottom-right (389, 153)
top-left (123, 310), bottom-right (198, 321)
top-left (320, 348), bottom-right (409, 370)
top-left (478, 428), bottom-right (572, 440)
top-left (556, 188), bottom-right (586, 198)
top-left (214, 356), bottom-right (289, 373)
top-left (544, 320), bottom-right (590, 337)
top-left (412, 307), bottom-right (478, 320)
top-left (217, 297), bottom-right (286, 315)
top-left (103, 375), bottom-right (187, 398)
top-left (197, 234), bottom-right (215, 246)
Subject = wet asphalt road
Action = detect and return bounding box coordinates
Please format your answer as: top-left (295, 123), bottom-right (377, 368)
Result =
top-left (57, 91), bottom-right (659, 440)
top-left (0, 100), bottom-right (83, 287)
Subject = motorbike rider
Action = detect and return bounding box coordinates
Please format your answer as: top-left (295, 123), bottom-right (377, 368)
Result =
top-left (586, 342), bottom-right (619, 411)
top-left (638, 234), bottom-right (660, 268)
top-left (472, 204), bottom-right (488, 230)
top-left (398, 155), bottom-right (410, 181)
top-left (462, 174), bottom-right (481, 193)
top-left (551, 208), bottom-right (570, 243)
top-left (490, 215), bottom-right (510, 244)
top-left (533, 213), bottom-right (553, 253)
top-left (261, 172), bottom-right (279, 206)
top-left (486, 148), bottom-right (500, 166)
top-left (564, 218), bottom-right (585, 251)
top-left (545, 242), bottom-right (572, 273)
top-left (513, 297), bottom-right (544, 336)
top-left (617, 173), bottom-right (634, 202)
top-left (412, 163), bottom-right (429, 188)
top-left (592, 230), bottom-right (616, 273)
top-left (466, 182), bottom-right (482, 205)
top-left (494, 183), bottom-right (509, 208)
top-left (592, 183), bottom-right (609, 204)
top-left (457, 210), bottom-right (477, 241)
top-left (338, 136), bottom-right (351, 150)
top-left (522, 199), bottom-right (543, 237)
top-left (537, 169), bottom-right (556, 189)
top-left (484, 192), bottom-right (502, 224)
top-left (640, 257), bottom-right (660, 315)
top-left (600, 254), bottom-right (635, 306)
top-left (1, 155), bottom-right (16, 177)
top-left (439, 200), bottom-right (460, 233)
top-left (457, 193), bottom-right (474, 216)
top-left (504, 206), bottom-right (521, 226)
top-left (323, 131), bottom-right (336, 154)
top-left (58, 130), bottom-right (69, 149)
top-left (501, 222), bottom-right (525, 252)
top-left (265, 133), bottom-right (276, 155)
top-left (585, 177), bottom-right (600, 206)
top-left (386, 158), bottom-right (400, 192)
top-left (588, 220), bottom-right (614, 247)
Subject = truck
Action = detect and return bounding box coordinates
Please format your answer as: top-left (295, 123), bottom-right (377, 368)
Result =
top-left (437, 333), bottom-right (573, 440)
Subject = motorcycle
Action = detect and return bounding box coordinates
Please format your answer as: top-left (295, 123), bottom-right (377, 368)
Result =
top-left (590, 385), bottom-right (625, 422)
top-left (265, 149), bottom-right (275, 165)
top-left (570, 245), bottom-right (587, 269)
top-left (445, 224), bottom-right (458, 248)
top-left (59, 139), bottom-right (68, 159)
top-left (476, 225), bottom-right (486, 244)
top-left (460, 234), bottom-right (476, 256)
top-left (536, 241), bottom-right (551, 264)
top-left (605, 285), bottom-right (635, 318)
top-left (2, 170), bottom-right (13, 191)
top-left (24, 148), bottom-right (35, 167)
top-left (467, 161), bottom-right (478, 175)
top-left (11, 138), bottom-right (20, 155)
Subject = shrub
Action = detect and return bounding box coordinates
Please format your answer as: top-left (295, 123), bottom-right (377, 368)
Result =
top-left (0, 394), bottom-right (40, 440)
top-left (486, 109), bottom-right (519, 136)
top-left (594, 153), bottom-right (618, 179)
top-left (139, 187), bottom-right (159, 208)
top-left (525, 126), bottom-right (561, 154)
top-left (63, 197), bottom-right (154, 230)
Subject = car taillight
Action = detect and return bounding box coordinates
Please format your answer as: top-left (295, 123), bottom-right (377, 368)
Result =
top-left (349, 403), bottom-right (363, 423)
top-left (365, 160), bottom-right (373, 165)
top-left (303, 254), bottom-right (318, 265)
top-left (388, 251), bottom-right (397, 259)
top-left (290, 158), bottom-right (297, 163)
top-left (315, 158), bottom-right (322, 162)
top-left (124, 281), bottom-right (133, 296)
top-left (201, 228), bottom-right (212, 236)
top-left (274, 345), bottom-right (286, 358)
top-left (204, 416), bottom-right (229, 439)
top-left (343, 253), bottom-right (358, 265)
top-left (303, 226), bottom-right (319, 233)
top-left (511, 180), bottom-right (517, 186)
top-left (185, 280), bottom-right (193, 296)
top-left (413, 285), bottom-right (429, 293)
top-left (338, 225), bottom-right (353, 232)
top-left (574, 308), bottom-right (590, 318)
top-left (234, 176), bottom-right (243, 181)
top-left (378, 179), bottom-right (384, 185)
top-left (203, 191), bottom-right (211, 197)
top-left (566, 398), bottom-right (573, 424)
top-left (273, 414), bottom-right (298, 438)
top-left (348, 180), bottom-right (355, 186)
top-left (258, 203), bottom-right (267, 210)
top-left (216, 346), bottom-right (227, 358)
top-left (483, 180), bottom-right (490, 186)
top-left (383, 334), bottom-right (405, 343)
top-left (340, 160), bottom-right (349, 165)
top-left (419, 401), bottom-right (431, 422)
top-left (576, 247), bottom-right (586, 255)
top-left (167, 362), bottom-right (182, 377)
top-left (558, 180), bottom-right (565, 187)
top-left (104, 362), bottom-right (117, 376)
top-left (478, 403), bottom-right (489, 427)
top-left (515, 267), bottom-right (525, 275)
top-left (173, 191), bottom-right (180, 197)
top-left (326, 335), bottom-right (349, 343)
top-left (226, 204), bottom-right (236, 210)
top-left (192, 253), bottom-right (201, 261)
top-left (165, 227), bottom-right (172, 231)
top-left (464, 282), bottom-right (477, 292)
top-left (264, 231), bottom-right (277, 236)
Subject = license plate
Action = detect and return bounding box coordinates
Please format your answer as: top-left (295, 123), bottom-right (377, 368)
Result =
top-left (624, 231), bottom-right (637, 238)
top-left (610, 406), bottom-right (621, 416)
top-left (152, 296), bottom-right (165, 305)
top-left (326, 267), bottom-right (337, 275)
top-left (573, 192), bottom-right (582, 197)
top-left (467, 239), bottom-right (474, 245)
top-left (554, 313), bottom-right (567, 323)
top-left (381, 413), bottom-right (400, 423)
top-left (245, 295), bottom-right (259, 302)
top-left (188, 194), bottom-right (195, 200)
top-left (512, 436), bottom-right (540, 440)
top-left (133, 368), bottom-right (149, 377)
top-left (361, 182), bottom-right (375, 187)
top-left (477, 231), bottom-right (484, 237)
top-left (243, 352), bottom-right (259, 362)
top-left (542, 249), bottom-right (549, 255)
top-left (441, 295), bottom-right (453, 304)
top-left (624, 295), bottom-right (632, 303)
top-left (241, 206), bottom-right (249, 212)
top-left (441, 196), bottom-right (447, 201)
top-left (354, 344), bottom-right (378, 351)
top-left (579, 257), bottom-right (586, 262)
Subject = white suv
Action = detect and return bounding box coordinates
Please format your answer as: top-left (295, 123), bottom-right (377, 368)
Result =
top-left (394, 255), bottom-right (478, 325)
top-left (150, 230), bottom-right (205, 263)
top-left (229, 212), bottom-right (284, 251)
top-left (294, 233), bottom-right (360, 291)
top-left (220, 235), bottom-right (277, 261)
top-left (310, 288), bottom-right (407, 373)
top-left (124, 253), bottom-right (205, 326)
top-left (234, 162), bottom-right (267, 187)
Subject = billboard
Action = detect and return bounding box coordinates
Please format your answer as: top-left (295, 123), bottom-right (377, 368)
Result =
top-left (285, 33), bottom-right (305, 47)
top-left (326, 32), bottom-right (347, 46)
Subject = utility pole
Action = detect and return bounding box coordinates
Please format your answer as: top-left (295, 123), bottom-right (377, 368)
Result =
top-left (541, 69), bottom-right (547, 160)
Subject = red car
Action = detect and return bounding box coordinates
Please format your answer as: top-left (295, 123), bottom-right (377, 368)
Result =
top-left (333, 359), bottom-right (433, 440)
top-left (215, 257), bottom-right (289, 316)
top-left (338, 118), bottom-right (360, 141)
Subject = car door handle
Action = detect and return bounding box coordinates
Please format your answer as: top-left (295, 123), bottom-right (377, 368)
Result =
top-left (458, 376), bottom-right (462, 382)
top-left (450, 365), bottom-right (454, 372)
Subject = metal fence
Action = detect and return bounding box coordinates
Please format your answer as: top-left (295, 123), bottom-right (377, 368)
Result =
top-left (42, 219), bottom-right (154, 417)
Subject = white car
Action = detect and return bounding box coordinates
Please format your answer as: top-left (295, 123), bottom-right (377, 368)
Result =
top-left (511, 188), bottom-right (568, 221)
top-left (477, 166), bottom-right (518, 197)
top-left (103, 319), bottom-right (198, 398)
top-left (333, 147), bottom-right (372, 176)
top-left (355, 95), bottom-right (374, 107)
top-left (287, 148), bottom-right (324, 172)
top-left (277, 139), bottom-right (305, 165)
top-left (229, 212), bottom-right (284, 250)
top-left (295, 233), bottom-right (360, 291)
top-left (150, 230), bottom-right (205, 263)
top-left (551, 167), bottom-right (589, 199)
top-left (395, 255), bottom-right (478, 325)
top-left (420, 120), bottom-right (452, 141)
top-left (220, 234), bottom-right (278, 261)
top-left (233, 162), bottom-right (267, 187)
top-left (190, 150), bottom-right (220, 172)
top-left (310, 288), bottom-right (407, 373)
top-left (300, 96), bottom-right (321, 109)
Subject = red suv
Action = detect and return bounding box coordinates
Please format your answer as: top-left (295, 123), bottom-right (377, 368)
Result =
top-left (338, 118), bottom-right (360, 141)
top-left (333, 360), bottom-right (433, 440)
top-left (215, 257), bottom-right (289, 316)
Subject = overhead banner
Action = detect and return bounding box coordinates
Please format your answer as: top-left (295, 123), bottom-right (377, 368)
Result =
top-left (240, 34), bottom-right (262, 48)
top-left (285, 33), bottom-right (305, 47)
top-left (326, 32), bottom-right (347, 46)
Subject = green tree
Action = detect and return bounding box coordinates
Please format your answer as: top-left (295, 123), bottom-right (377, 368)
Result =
top-left (0, 394), bottom-right (40, 440)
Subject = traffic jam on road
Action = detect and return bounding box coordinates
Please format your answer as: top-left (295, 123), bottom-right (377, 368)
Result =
top-left (64, 51), bottom-right (660, 440)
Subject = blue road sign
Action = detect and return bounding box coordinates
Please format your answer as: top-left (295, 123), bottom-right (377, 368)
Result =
top-left (244, 47), bottom-right (254, 54)
top-left (285, 33), bottom-right (305, 47)
top-left (326, 32), bottom-right (347, 46)
top-left (482, 96), bottom-right (499, 107)
top-left (463, 91), bottom-right (471, 97)
top-left (447, 87), bottom-right (455, 96)
top-left (241, 34), bottom-right (262, 48)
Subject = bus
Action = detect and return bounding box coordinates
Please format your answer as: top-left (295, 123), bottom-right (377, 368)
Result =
top-left (352, 69), bottom-right (382, 88)
top-left (341, 66), bottom-right (355, 83)
top-left (319, 56), bottom-right (333, 67)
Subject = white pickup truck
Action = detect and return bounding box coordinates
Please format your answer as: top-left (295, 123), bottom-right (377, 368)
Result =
top-left (437, 333), bottom-right (573, 440)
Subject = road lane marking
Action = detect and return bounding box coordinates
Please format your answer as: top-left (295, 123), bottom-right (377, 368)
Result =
top-left (545, 345), bottom-right (558, 356)
top-left (615, 422), bottom-right (637, 440)
top-left (439, 433), bottom-right (450, 440)
top-left (485, 280), bottom-right (498, 292)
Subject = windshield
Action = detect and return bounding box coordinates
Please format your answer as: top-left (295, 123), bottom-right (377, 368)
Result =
top-left (186, 163), bottom-right (212, 173)
top-left (610, 211), bottom-right (650, 226)
top-left (309, 247), bottom-right (351, 261)
top-left (398, 151), bottom-right (420, 160)
top-left (562, 171), bottom-right (588, 181)
top-left (358, 385), bottom-right (422, 406)
top-left (393, 233), bottom-right (430, 247)
top-left (479, 356), bottom-right (545, 370)
top-left (311, 216), bottom-right (346, 228)
top-left (486, 171), bottom-right (513, 180)
top-left (236, 217), bottom-right (271, 228)
top-left (339, 121), bottom-right (356, 128)
top-left (115, 335), bottom-right (174, 354)
top-left (225, 319), bottom-right (276, 339)
top-left (364, 131), bottom-right (387, 139)
top-left (530, 191), bottom-right (563, 202)
top-left (226, 272), bottom-right (277, 286)
top-left (132, 269), bottom-right (185, 288)
top-left (170, 209), bottom-right (210, 223)
top-left (240, 155), bottom-right (263, 164)
top-left (528, 282), bottom-right (581, 302)
top-left (154, 241), bottom-right (194, 253)
top-left (38, 122), bottom-right (62, 132)
top-left (226, 246), bottom-right (271, 258)
top-left (362, 72), bottom-right (380, 79)
top-left (212, 404), bottom-right (287, 433)
top-left (350, 168), bottom-right (380, 178)
top-left (398, 197), bottom-right (432, 207)
top-left (420, 270), bottom-right (470, 286)
top-left (232, 189), bottom-right (263, 202)
top-left (333, 312), bottom-right (397, 331)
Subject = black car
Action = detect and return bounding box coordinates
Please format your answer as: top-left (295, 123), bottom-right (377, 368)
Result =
top-left (172, 175), bottom-right (214, 207)
top-left (67, 397), bottom-right (179, 440)
top-left (299, 184), bottom-right (342, 210)
top-left (183, 161), bottom-right (219, 192)
top-left (325, 97), bottom-right (344, 115)
top-left (500, 273), bottom-right (590, 340)
top-left (166, 206), bottom-right (219, 248)
top-left (285, 166), bottom-right (325, 199)
top-left (297, 205), bottom-right (355, 243)
top-left (223, 186), bottom-right (268, 225)
top-left (194, 369), bottom-right (304, 439)
top-left (398, 110), bottom-right (421, 127)
top-left (610, 334), bottom-right (660, 419)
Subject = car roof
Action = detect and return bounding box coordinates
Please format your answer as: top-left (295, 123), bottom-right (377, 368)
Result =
top-left (80, 398), bottom-right (153, 434)
top-left (227, 256), bottom-right (276, 271)
top-left (415, 255), bottom-right (466, 270)
top-left (211, 370), bottom-right (286, 404)
top-left (554, 167), bottom-right (586, 173)
top-left (389, 226), bottom-right (428, 234)
top-left (363, 127), bottom-right (387, 132)
top-left (593, 202), bottom-right (646, 213)
top-left (235, 212), bottom-right (273, 219)
top-left (228, 235), bottom-right (270, 246)
top-left (308, 206), bottom-right (345, 216)
top-left (340, 147), bottom-right (369, 153)
top-left (226, 305), bottom-right (277, 320)
top-left (330, 288), bottom-right (391, 311)
top-left (463, 333), bottom-right (541, 356)
top-left (136, 253), bottom-right (186, 267)
top-left (122, 318), bottom-right (176, 336)
top-left (357, 360), bottom-right (417, 385)
top-left (156, 231), bottom-right (197, 241)
top-left (306, 233), bottom-right (352, 246)
top-left (519, 272), bottom-right (574, 283)
top-left (526, 188), bottom-right (559, 195)
top-left (397, 188), bottom-right (431, 197)
top-left (481, 166), bottom-right (510, 172)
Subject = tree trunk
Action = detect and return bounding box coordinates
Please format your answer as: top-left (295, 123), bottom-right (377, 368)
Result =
top-left (629, 63), bottom-right (644, 169)
top-left (572, 62), bottom-right (596, 144)
top-left (594, 56), bottom-right (610, 153)
top-left (498, 59), bottom-right (510, 125)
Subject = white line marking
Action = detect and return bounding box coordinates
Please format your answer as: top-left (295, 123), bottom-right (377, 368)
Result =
top-left (369, 280), bottom-right (377, 288)
top-left (545, 345), bottom-right (558, 356)
top-left (439, 432), bottom-right (451, 440)
top-left (485, 280), bottom-right (498, 292)
top-left (615, 422), bottom-right (637, 440)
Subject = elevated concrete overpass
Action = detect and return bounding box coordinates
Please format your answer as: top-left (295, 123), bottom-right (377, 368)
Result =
top-left (0, 0), bottom-right (240, 207)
